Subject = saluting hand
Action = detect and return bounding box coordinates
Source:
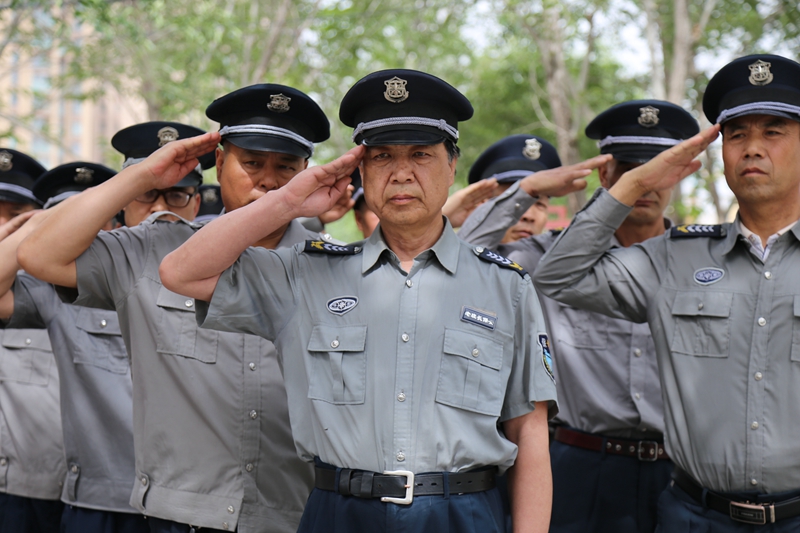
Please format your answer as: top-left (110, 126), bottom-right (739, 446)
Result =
top-left (0, 210), bottom-right (38, 242)
top-left (443, 178), bottom-right (499, 228)
top-left (611, 124), bottom-right (720, 206)
top-left (137, 132), bottom-right (221, 190)
top-left (519, 154), bottom-right (613, 198)
top-left (280, 145), bottom-right (364, 219)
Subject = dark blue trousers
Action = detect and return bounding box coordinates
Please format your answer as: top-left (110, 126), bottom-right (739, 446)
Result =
top-left (549, 440), bottom-right (673, 533)
top-left (297, 486), bottom-right (506, 533)
top-left (60, 505), bottom-right (148, 533)
top-left (147, 517), bottom-right (232, 533)
top-left (0, 493), bottom-right (63, 533)
top-left (656, 483), bottom-right (800, 532)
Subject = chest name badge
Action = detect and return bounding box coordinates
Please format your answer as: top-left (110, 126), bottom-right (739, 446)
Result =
top-left (694, 268), bottom-right (725, 285)
top-left (327, 297), bottom-right (358, 316)
top-left (461, 306), bottom-right (497, 331)
top-left (538, 334), bottom-right (555, 383)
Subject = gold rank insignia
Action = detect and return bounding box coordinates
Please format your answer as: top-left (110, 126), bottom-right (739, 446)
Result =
top-left (0, 150), bottom-right (13, 171)
top-left (267, 93), bottom-right (291, 113)
top-left (74, 167), bottom-right (94, 184)
top-left (384, 76), bottom-right (409, 103)
top-left (670, 224), bottom-right (724, 238)
top-left (638, 106), bottom-right (660, 128)
top-left (474, 246), bottom-right (528, 277)
top-left (522, 138), bottom-right (542, 160)
top-left (157, 126), bottom-right (180, 146)
top-left (748, 60), bottom-right (773, 86)
top-left (304, 240), bottom-right (362, 255)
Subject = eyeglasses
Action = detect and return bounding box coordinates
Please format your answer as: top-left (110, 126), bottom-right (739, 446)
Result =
top-left (134, 189), bottom-right (195, 208)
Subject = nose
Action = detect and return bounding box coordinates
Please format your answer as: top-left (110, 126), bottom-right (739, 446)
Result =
top-left (150, 194), bottom-right (170, 213)
top-left (742, 135), bottom-right (765, 160)
top-left (252, 170), bottom-right (279, 192)
top-left (390, 158), bottom-right (415, 184)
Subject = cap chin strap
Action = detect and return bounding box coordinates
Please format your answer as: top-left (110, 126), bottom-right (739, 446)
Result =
top-left (218, 124), bottom-right (314, 155)
top-left (123, 157), bottom-right (203, 177)
top-left (716, 101), bottom-right (800, 124)
top-left (0, 182), bottom-right (39, 203)
top-left (597, 135), bottom-right (682, 148)
top-left (352, 117), bottom-right (459, 142)
top-left (43, 190), bottom-right (81, 209)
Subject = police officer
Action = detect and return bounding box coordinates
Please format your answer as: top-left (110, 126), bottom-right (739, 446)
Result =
top-left (534, 54), bottom-right (800, 531)
top-left (0, 149), bottom-right (65, 533)
top-left (18, 95), bottom-right (331, 533)
top-left (159, 69), bottom-right (558, 533)
top-left (0, 162), bottom-right (149, 533)
top-left (459, 104), bottom-right (700, 533)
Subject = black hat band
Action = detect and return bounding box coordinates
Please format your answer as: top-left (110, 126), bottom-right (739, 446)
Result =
top-left (351, 117), bottom-right (459, 143)
top-left (0, 183), bottom-right (38, 203)
top-left (218, 124), bottom-right (314, 155)
top-left (492, 170), bottom-right (536, 181)
top-left (716, 101), bottom-right (800, 124)
top-left (43, 190), bottom-right (81, 209)
top-left (598, 135), bottom-right (681, 149)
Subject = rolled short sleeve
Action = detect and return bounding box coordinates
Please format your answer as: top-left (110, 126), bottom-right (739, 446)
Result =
top-left (501, 278), bottom-right (558, 422)
top-left (196, 246), bottom-right (299, 341)
top-left (6, 273), bottom-right (58, 329)
top-left (72, 226), bottom-right (152, 311)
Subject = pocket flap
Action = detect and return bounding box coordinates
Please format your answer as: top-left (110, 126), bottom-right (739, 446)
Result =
top-left (156, 286), bottom-right (196, 313)
top-left (794, 296), bottom-right (800, 317)
top-left (1, 330), bottom-right (52, 351)
top-left (443, 328), bottom-right (503, 370)
top-left (74, 307), bottom-right (122, 335)
top-left (308, 325), bottom-right (367, 352)
top-left (672, 291), bottom-right (732, 318)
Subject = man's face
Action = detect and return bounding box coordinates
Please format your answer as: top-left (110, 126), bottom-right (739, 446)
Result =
top-left (722, 114), bottom-right (800, 207)
top-left (123, 186), bottom-right (200, 227)
top-left (360, 143), bottom-right (456, 230)
top-left (216, 142), bottom-right (308, 212)
top-left (599, 158), bottom-right (670, 225)
top-left (0, 200), bottom-right (37, 225)
top-left (501, 195), bottom-right (549, 243)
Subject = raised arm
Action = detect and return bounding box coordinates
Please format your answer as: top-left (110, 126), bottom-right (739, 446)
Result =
top-left (17, 132), bottom-right (220, 288)
top-left (0, 211), bottom-right (39, 319)
top-left (159, 145), bottom-right (364, 302)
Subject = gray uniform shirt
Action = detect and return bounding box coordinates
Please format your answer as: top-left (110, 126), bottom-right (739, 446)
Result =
top-left (459, 190), bottom-right (665, 437)
top-left (197, 221), bottom-right (558, 475)
top-left (68, 216), bottom-right (316, 532)
top-left (534, 188), bottom-right (800, 493)
top-left (8, 272), bottom-right (136, 512)
top-left (0, 326), bottom-right (65, 500)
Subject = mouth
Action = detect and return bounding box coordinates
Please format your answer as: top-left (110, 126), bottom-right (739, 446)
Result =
top-left (634, 199), bottom-right (654, 208)
top-left (741, 167), bottom-right (766, 177)
top-left (389, 194), bottom-right (416, 205)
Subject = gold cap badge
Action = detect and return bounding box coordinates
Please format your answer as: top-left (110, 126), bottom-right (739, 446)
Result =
top-left (74, 167), bottom-right (94, 184)
top-left (638, 106), bottom-right (660, 127)
top-left (202, 187), bottom-right (218, 204)
top-left (522, 138), bottom-right (542, 160)
top-left (748, 60), bottom-right (773, 86)
top-left (0, 151), bottom-right (13, 172)
top-left (267, 93), bottom-right (291, 113)
top-left (157, 126), bottom-right (180, 146)
top-left (384, 76), bottom-right (409, 103)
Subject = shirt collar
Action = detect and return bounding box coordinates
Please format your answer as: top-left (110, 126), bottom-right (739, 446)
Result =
top-left (278, 219), bottom-right (313, 248)
top-left (361, 217), bottom-right (460, 274)
top-left (738, 218), bottom-right (799, 242)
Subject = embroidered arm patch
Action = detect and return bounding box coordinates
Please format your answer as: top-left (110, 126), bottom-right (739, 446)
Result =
top-left (303, 240), bottom-right (363, 255)
top-left (473, 246), bottom-right (528, 277)
top-left (670, 224), bottom-right (725, 238)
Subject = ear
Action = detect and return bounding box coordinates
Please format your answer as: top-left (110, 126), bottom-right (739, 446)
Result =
top-left (190, 193), bottom-right (201, 219)
top-left (215, 146), bottom-right (226, 176)
top-left (598, 160), bottom-right (612, 189)
top-left (303, 159), bottom-right (309, 170)
top-left (447, 156), bottom-right (457, 188)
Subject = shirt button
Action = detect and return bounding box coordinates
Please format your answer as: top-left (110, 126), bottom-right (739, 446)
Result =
top-left (245, 463), bottom-right (254, 472)
top-left (185, 299), bottom-right (194, 308)
top-left (751, 421), bottom-right (759, 429)
top-left (764, 271), bottom-right (772, 279)
top-left (25, 338), bottom-right (31, 345)
top-left (100, 319), bottom-right (107, 328)
top-left (397, 392), bottom-right (406, 402)
top-left (758, 317), bottom-right (766, 326)
top-left (633, 348), bottom-right (642, 357)
top-left (249, 362), bottom-right (256, 371)
top-left (249, 410), bottom-right (258, 419)
top-left (330, 339), bottom-right (340, 348)
top-left (405, 279), bottom-right (413, 288)
top-left (0, 458), bottom-right (6, 466)
top-left (471, 348), bottom-right (479, 357)
top-left (514, 203), bottom-right (521, 209)
top-left (227, 506), bottom-right (235, 514)
top-left (222, 523), bottom-right (229, 530)
top-left (751, 479), bottom-right (758, 486)
top-left (396, 452), bottom-right (405, 462)
top-left (755, 372), bottom-right (763, 381)
top-left (70, 464), bottom-right (79, 473)
top-left (697, 303), bottom-right (704, 310)
top-left (635, 393), bottom-right (641, 400)
top-left (401, 333), bottom-right (409, 342)
top-left (141, 476), bottom-right (148, 486)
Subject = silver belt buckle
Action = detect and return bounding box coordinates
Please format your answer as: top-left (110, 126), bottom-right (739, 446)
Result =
top-left (729, 501), bottom-right (774, 525)
top-left (380, 470), bottom-right (415, 505)
top-left (637, 440), bottom-right (659, 462)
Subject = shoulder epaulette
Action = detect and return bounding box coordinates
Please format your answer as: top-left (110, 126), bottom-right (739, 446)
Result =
top-left (669, 224), bottom-right (725, 238)
top-left (303, 240), bottom-right (363, 255)
top-left (473, 246), bottom-right (528, 277)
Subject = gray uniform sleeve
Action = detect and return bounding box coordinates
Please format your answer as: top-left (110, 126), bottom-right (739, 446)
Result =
top-left (6, 273), bottom-right (58, 329)
top-left (70, 226), bottom-right (152, 311)
top-left (457, 181), bottom-right (537, 247)
top-left (532, 189), bottom-right (661, 323)
top-left (196, 246), bottom-right (299, 341)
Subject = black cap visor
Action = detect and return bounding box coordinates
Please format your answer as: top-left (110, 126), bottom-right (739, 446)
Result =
top-left (0, 190), bottom-right (40, 206)
top-left (174, 171), bottom-right (204, 188)
top-left (602, 144), bottom-right (668, 164)
top-left (358, 126), bottom-right (447, 146)
top-left (224, 133), bottom-right (311, 159)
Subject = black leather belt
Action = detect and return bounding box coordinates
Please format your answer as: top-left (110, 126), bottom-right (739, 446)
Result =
top-left (672, 468), bottom-right (800, 525)
top-left (554, 427), bottom-right (669, 461)
top-left (315, 465), bottom-right (496, 505)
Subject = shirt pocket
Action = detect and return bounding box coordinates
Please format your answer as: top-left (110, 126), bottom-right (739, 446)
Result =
top-left (791, 296), bottom-right (800, 363)
top-left (436, 328), bottom-right (505, 416)
top-left (155, 286), bottom-right (218, 363)
top-left (307, 324), bottom-right (367, 404)
top-left (0, 330), bottom-right (53, 386)
top-left (670, 291), bottom-right (732, 358)
top-left (73, 308), bottom-right (129, 374)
